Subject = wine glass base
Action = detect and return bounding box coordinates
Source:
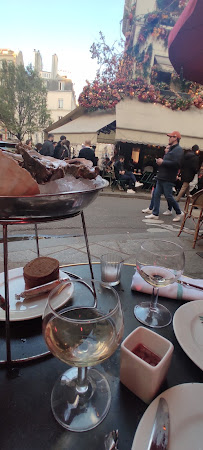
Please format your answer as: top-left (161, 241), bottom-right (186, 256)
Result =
top-left (134, 302), bottom-right (172, 328)
top-left (51, 367), bottom-right (111, 432)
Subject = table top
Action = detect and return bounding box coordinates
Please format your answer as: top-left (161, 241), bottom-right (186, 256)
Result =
top-left (0, 263), bottom-right (202, 450)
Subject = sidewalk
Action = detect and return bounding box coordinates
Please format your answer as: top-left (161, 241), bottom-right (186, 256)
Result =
top-left (100, 185), bottom-right (153, 200)
top-left (100, 185), bottom-right (186, 202)
top-left (0, 223), bottom-right (202, 280)
top-left (0, 186), bottom-right (201, 279)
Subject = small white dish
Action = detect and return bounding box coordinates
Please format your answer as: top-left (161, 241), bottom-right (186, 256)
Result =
top-left (120, 326), bottom-right (174, 404)
top-left (131, 383), bottom-right (203, 450)
top-left (173, 300), bottom-right (203, 370)
top-left (0, 268), bottom-right (73, 321)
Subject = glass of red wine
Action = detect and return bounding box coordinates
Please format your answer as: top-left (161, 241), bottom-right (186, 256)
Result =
top-left (42, 279), bottom-right (124, 432)
top-left (134, 240), bottom-right (185, 328)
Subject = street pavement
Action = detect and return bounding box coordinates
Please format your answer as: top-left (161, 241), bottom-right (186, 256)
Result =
top-left (0, 186), bottom-right (202, 278)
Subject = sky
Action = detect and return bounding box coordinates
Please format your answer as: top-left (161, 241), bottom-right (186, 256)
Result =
top-left (1, 0), bottom-right (125, 100)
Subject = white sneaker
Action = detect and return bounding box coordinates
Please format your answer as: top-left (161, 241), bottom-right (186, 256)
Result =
top-left (135, 181), bottom-right (143, 188)
top-left (145, 214), bottom-right (159, 220)
top-left (127, 189), bottom-right (135, 194)
top-left (163, 210), bottom-right (172, 215)
top-left (142, 208), bottom-right (152, 213)
top-left (172, 212), bottom-right (184, 222)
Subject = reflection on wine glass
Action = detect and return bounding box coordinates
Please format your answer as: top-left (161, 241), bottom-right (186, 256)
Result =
top-left (134, 240), bottom-right (185, 328)
top-left (43, 279), bottom-right (124, 432)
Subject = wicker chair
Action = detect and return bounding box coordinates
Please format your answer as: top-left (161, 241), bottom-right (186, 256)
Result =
top-left (178, 189), bottom-right (203, 248)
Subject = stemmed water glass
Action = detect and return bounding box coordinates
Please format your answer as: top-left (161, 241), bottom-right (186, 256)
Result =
top-left (134, 240), bottom-right (185, 328)
top-left (42, 278), bottom-right (124, 432)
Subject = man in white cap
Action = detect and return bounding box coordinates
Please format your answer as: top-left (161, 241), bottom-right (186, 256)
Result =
top-left (146, 131), bottom-right (184, 222)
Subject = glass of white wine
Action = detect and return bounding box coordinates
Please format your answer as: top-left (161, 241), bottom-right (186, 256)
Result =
top-left (134, 240), bottom-right (185, 328)
top-left (43, 278), bottom-right (124, 432)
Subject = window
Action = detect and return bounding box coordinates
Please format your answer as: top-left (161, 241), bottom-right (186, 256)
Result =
top-left (58, 116), bottom-right (63, 120)
top-left (59, 82), bottom-right (64, 91)
top-left (58, 99), bottom-right (63, 109)
top-left (7, 131), bottom-right (15, 139)
top-left (132, 148), bottom-right (140, 163)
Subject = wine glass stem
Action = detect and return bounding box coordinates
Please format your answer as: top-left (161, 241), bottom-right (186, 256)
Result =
top-left (150, 287), bottom-right (159, 311)
top-left (76, 367), bottom-right (89, 394)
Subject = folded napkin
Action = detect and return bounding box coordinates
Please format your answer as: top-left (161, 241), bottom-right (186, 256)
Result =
top-left (131, 271), bottom-right (203, 301)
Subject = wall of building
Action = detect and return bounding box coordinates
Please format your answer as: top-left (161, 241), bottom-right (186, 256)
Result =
top-left (47, 90), bottom-right (76, 123)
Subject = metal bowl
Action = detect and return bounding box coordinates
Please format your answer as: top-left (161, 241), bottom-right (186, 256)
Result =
top-left (0, 179), bottom-right (108, 224)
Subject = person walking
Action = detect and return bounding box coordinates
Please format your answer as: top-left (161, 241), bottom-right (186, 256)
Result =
top-left (146, 131), bottom-right (184, 222)
top-left (142, 145), bottom-right (172, 215)
top-left (78, 140), bottom-right (97, 166)
top-left (176, 145), bottom-right (200, 201)
top-left (40, 133), bottom-right (55, 157)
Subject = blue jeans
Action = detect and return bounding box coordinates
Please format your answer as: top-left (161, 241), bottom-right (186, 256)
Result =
top-left (119, 172), bottom-right (136, 189)
top-left (153, 180), bottom-right (182, 216)
top-left (149, 184), bottom-right (172, 211)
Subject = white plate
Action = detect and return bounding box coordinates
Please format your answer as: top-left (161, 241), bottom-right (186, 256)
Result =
top-left (0, 268), bottom-right (73, 321)
top-left (131, 383), bottom-right (203, 450)
top-left (173, 300), bottom-right (203, 371)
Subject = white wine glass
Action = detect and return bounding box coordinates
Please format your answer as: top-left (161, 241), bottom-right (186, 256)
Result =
top-left (42, 279), bottom-right (124, 432)
top-left (134, 240), bottom-right (185, 328)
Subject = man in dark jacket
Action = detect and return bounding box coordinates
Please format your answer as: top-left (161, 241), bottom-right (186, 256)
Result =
top-left (40, 133), bottom-right (55, 157)
top-left (78, 141), bottom-right (97, 166)
top-left (146, 131), bottom-right (184, 222)
top-left (176, 145), bottom-right (199, 200)
top-left (114, 156), bottom-right (143, 192)
top-left (54, 136), bottom-right (70, 159)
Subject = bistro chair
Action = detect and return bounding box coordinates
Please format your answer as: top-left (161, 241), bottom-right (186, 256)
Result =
top-left (178, 189), bottom-right (203, 248)
top-left (102, 168), bottom-right (114, 187)
top-left (139, 171), bottom-right (156, 190)
top-left (111, 167), bottom-right (130, 192)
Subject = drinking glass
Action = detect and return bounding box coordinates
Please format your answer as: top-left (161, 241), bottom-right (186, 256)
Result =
top-left (134, 240), bottom-right (185, 328)
top-left (100, 253), bottom-right (123, 286)
top-left (43, 279), bottom-right (124, 432)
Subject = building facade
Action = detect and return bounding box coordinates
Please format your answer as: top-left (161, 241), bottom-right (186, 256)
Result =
top-left (0, 49), bottom-right (24, 140)
top-left (0, 49), bottom-right (24, 69)
top-left (33, 50), bottom-right (76, 142)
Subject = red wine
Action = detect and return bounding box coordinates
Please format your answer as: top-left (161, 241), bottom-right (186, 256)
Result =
top-left (132, 343), bottom-right (161, 366)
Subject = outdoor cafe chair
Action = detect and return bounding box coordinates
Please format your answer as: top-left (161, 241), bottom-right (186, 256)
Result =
top-left (139, 171), bottom-right (156, 191)
top-left (178, 189), bottom-right (203, 248)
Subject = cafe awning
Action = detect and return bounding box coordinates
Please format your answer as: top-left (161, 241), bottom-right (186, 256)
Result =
top-left (115, 98), bottom-right (203, 149)
top-left (168, 0), bottom-right (203, 84)
top-left (50, 110), bottom-right (116, 145)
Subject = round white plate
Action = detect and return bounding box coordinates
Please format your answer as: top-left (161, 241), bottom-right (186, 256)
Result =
top-left (173, 300), bottom-right (203, 371)
top-left (0, 268), bottom-right (73, 321)
top-left (131, 383), bottom-right (203, 450)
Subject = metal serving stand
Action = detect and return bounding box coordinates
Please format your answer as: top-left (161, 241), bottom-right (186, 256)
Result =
top-left (0, 181), bottom-right (108, 367)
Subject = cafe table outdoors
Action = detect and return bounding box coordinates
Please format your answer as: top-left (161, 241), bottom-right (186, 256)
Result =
top-left (0, 262), bottom-right (202, 450)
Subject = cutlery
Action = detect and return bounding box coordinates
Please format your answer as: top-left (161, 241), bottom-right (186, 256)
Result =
top-left (15, 278), bottom-right (71, 300)
top-left (104, 429), bottom-right (118, 449)
top-left (147, 397), bottom-right (169, 450)
top-left (177, 279), bottom-right (203, 291)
